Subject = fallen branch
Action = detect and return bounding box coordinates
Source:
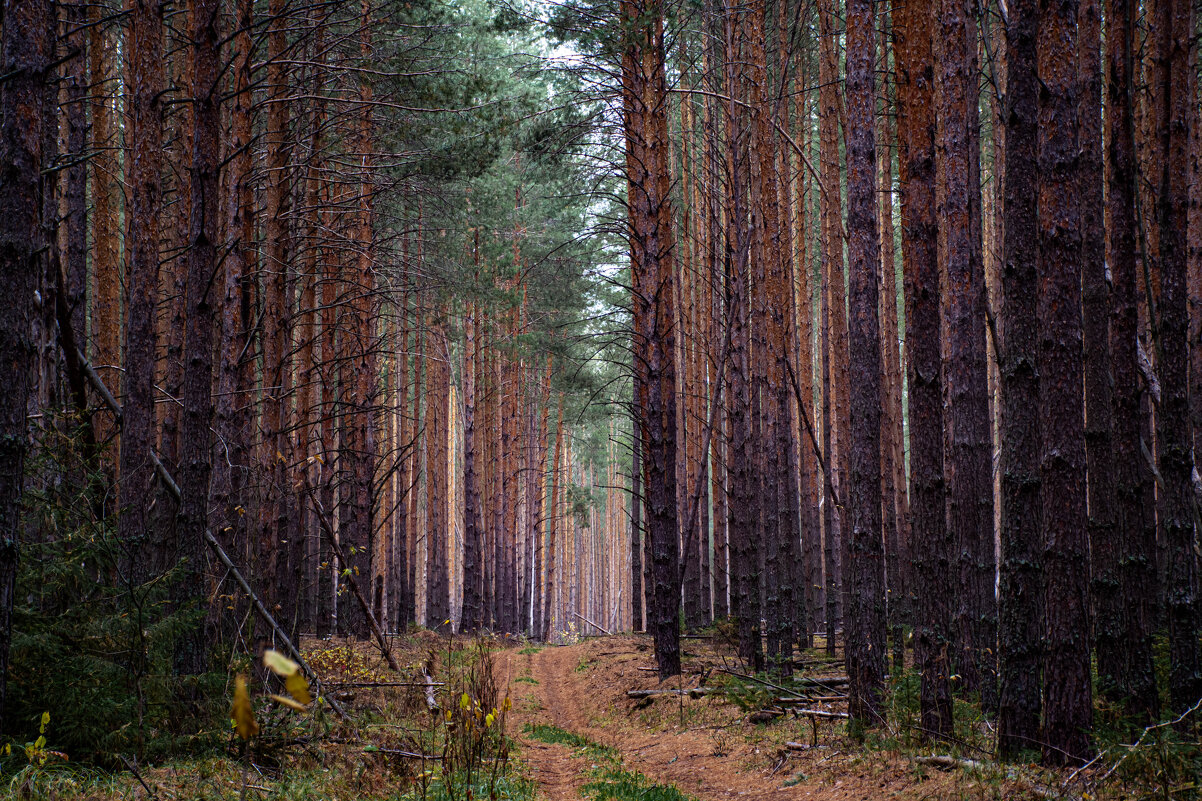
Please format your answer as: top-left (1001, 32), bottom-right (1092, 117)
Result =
top-left (776, 695), bottom-right (848, 705)
top-left (328, 681), bottom-right (444, 689)
top-left (304, 481), bottom-right (399, 671)
top-left (372, 747), bottom-right (441, 759)
top-left (422, 671), bottom-right (439, 714)
top-left (789, 708), bottom-right (849, 720)
top-left (573, 611), bottom-right (612, 635)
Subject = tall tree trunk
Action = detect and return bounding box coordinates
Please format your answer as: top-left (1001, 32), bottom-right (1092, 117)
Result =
top-left (876, 14), bottom-right (907, 674)
top-left (936, 0), bottom-right (996, 708)
top-left (88, 1), bottom-right (121, 448)
top-left (722, 0), bottom-right (761, 671)
top-left (895, 0), bottom-right (953, 739)
top-left (261, 0), bottom-right (292, 624)
top-left (1079, 0), bottom-right (1120, 705)
top-left (175, 0), bottom-right (221, 676)
top-left (1154, 0), bottom-right (1201, 718)
top-left (1106, 0), bottom-right (1160, 724)
top-left (1037, 0), bottom-right (1093, 765)
top-left (461, 299), bottom-right (484, 631)
top-left (425, 327), bottom-right (451, 627)
top-left (623, 0), bottom-right (680, 679)
top-left (0, 0), bottom-right (53, 730)
top-left (213, 0), bottom-right (254, 570)
top-left (818, 0), bottom-right (846, 654)
top-left (998, 0), bottom-right (1043, 760)
top-left (844, 0), bottom-right (887, 727)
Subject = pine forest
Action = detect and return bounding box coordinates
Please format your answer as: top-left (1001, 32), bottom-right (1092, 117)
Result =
top-left (0, 0), bottom-right (1200, 798)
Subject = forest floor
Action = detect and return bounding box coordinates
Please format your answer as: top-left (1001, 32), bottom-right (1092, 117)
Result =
top-left (5, 632), bottom-right (1141, 800)
top-left (502, 635), bottom-right (1054, 801)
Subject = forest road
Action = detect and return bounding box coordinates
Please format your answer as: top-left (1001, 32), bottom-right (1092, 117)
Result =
top-left (501, 640), bottom-right (822, 801)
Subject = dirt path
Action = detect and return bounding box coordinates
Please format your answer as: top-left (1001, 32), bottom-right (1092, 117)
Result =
top-left (504, 640), bottom-right (809, 801)
top-left (502, 637), bottom-right (1020, 801)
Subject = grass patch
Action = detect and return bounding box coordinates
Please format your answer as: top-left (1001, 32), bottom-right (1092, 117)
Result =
top-left (403, 770), bottom-right (536, 801)
top-left (522, 723), bottom-right (607, 754)
top-left (582, 765), bottom-right (694, 801)
top-left (522, 724), bottom-right (694, 801)
top-left (514, 676), bottom-right (539, 685)
top-left (518, 646), bottom-right (542, 656)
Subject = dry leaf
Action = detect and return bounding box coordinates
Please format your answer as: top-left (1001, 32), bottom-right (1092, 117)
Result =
top-left (263, 649), bottom-right (299, 677)
top-left (233, 674), bottom-right (259, 740)
top-left (269, 694), bottom-right (309, 713)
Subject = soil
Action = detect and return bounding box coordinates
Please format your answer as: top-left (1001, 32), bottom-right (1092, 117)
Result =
top-left (502, 636), bottom-right (1051, 801)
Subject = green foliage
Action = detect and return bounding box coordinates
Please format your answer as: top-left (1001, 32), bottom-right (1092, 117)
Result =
top-left (4, 418), bottom-right (225, 765)
top-left (711, 673), bottom-right (773, 714)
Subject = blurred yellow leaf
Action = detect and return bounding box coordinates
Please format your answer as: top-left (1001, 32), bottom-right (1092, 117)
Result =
top-left (232, 674), bottom-right (258, 740)
top-left (263, 649), bottom-right (299, 677)
top-left (269, 694), bottom-right (309, 713)
top-left (285, 672), bottom-right (312, 705)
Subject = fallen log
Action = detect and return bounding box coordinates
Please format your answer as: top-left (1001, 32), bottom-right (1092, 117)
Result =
top-left (914, 755), bottom-right (985, 772)
top-left (626, 687), bottom-right (714, 699)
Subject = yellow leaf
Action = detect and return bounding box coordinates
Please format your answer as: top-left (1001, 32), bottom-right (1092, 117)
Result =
top-left (269, 694), bottom-right (310, 713)
top-left (285, 672), bottom-right (312, 705)
top-left (263, 649), bottom-right (299, 677)
top-left (232, 674), bottom-right (259, 740)
top-left (460, 693), bottom-right (470, 711)
top-left (485, 713), bottom-right (494, 728)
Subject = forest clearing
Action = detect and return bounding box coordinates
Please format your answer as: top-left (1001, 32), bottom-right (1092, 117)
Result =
top-left (2, 0), bottom-right (1202, 797)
